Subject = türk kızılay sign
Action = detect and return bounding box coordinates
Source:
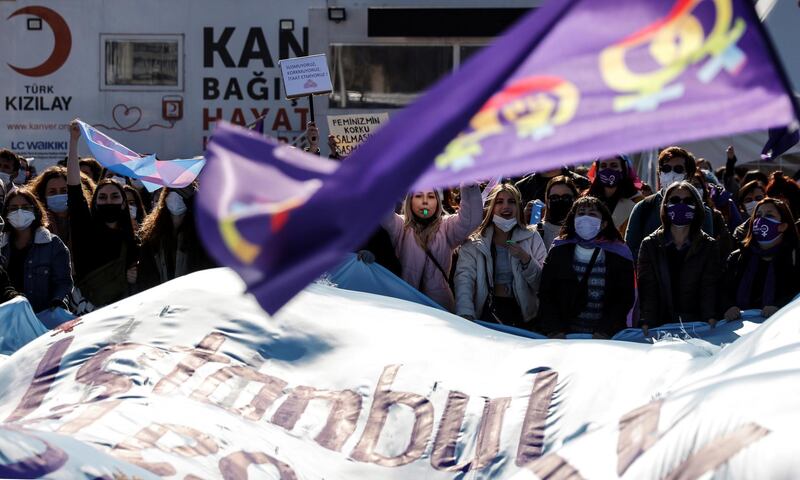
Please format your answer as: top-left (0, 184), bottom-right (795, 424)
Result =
top-left (0, 268), bottom-right (799, 478)
top-left (327, 112), bottom-right (389, 155)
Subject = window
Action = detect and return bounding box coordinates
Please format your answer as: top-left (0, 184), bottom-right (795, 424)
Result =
top-left (101, 34), bottom-right (183, 91)
top-left (328, 44), bottom-right (486, 109)
top-left (329, 45), bottom-right (452, 108)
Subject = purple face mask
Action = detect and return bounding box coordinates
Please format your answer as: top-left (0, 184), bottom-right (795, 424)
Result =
top-left (597, 168), bottom-right (620, 187)
top-left (667, 203), bottom-right (695, 226)
top-left (752, 216), bottom-right (782, 243)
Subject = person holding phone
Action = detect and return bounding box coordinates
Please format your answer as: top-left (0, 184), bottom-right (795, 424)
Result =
top-left (454, 183), bottom-right (547, 329)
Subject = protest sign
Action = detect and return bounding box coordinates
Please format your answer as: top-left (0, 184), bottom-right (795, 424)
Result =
top-left (279, 54), bottom-right (333, 99)
top-left (327, 112), bottom-right (389, 155)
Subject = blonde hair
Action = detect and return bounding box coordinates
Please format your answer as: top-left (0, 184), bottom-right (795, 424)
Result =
top-left (474, 183), bottom-right (525, 238)
top-left (402, 190), bottom-right (443, 250)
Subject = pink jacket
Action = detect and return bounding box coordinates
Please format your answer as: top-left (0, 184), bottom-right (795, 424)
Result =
top-left (382, 184), bottom-right (483, 311)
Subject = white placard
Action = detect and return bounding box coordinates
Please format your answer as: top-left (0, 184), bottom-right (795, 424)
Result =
top-left (327, 112), bottom-right (390, 155)
top-left (278, 54), bottom-right (333, 99)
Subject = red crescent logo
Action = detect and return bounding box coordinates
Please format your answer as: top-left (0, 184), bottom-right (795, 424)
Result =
top-left (7, 6), bottom-right (72, 77)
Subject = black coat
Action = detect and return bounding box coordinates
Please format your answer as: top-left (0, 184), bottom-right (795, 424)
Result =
top-left (638, 229), bottom-right (721, 327)
top-left (721, 244), bottom-right (800, 311)
top-left (538, 243), bottom-right (635, 337)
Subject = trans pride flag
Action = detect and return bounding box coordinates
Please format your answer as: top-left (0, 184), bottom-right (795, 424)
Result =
top-left (77, 120), bottom-right (205, 192)
top-left (198, 0), bottom-right (799, 314)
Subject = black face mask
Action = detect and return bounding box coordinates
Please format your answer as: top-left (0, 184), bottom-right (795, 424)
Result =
top-left (95, 204), bottom-right (124, 223)
top-left (547, 199), bottom-right (573, 224)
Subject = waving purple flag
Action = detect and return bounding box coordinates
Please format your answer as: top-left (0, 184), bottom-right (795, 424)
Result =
top-left (78, 120), bottom-right (206, 192)
top-left (198, 0), bottom-right (798, 314)
top-left (761, 123), bottom-right (800, 160)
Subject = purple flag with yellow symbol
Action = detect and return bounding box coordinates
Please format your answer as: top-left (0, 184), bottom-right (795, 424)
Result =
top-left (198, 0), bottom-right (798, 314)
top-left (78, 120), bottom-right (206, 192)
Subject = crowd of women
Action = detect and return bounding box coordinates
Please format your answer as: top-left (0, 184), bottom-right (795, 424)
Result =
top-left (0, 121), bottom-right (214, 318)
top-left (372, 145), bottom-right (800, 338)
top-left (1, 123), bottom-right (798, 338)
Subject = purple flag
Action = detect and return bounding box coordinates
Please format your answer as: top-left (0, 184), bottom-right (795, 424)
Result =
top-left (761, 123), bottom-right (800, 160)
top-left (198, 0), bottom-right (798, 314)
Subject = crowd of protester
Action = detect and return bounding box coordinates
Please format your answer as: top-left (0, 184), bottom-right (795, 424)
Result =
top-left (0, 121), bottom-right (215, 316)
top-left (359, 145), bottom-right (800, 338)
top-left (1, 121), bottom-right (799, 339)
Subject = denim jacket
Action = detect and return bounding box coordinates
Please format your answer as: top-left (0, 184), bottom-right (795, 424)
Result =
top-left (1, 227), bottom-right (73, 313)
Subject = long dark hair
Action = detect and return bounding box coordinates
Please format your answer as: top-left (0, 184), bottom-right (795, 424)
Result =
top-left (587, 156), bottom-right (638, 199)
top-left (659, 181), bottom-right (705, 238)
top-left (742, 198), bottom-right (798, 250)
top-left (91, 179), bottom-right (137, 242)
top-left (123, 185), bottom-right (147, 226)
top-left (766, 171), bottom-right (800, 219)
top-left (559, 196), bottom-right (623, 242)
top-left (139, 184), bottom-right (200, 250)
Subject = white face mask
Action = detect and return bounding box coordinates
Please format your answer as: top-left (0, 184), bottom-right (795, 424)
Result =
top-left (0, 172), bottom-right (11, 186)
top-left (659, 172), bottom-right (685, 190)
top-left (575, 215), bottom-right (602, 241)
top-left (129, 205), bottom-right (138, 219)
top-left (492, 214), bottom-right (518, 233)
top-left (165, 191), bottom-right (187, 216)
top-left (744, 200), bottom-right (758, 217)
top-left (7, 209), bottom-right (35, 230)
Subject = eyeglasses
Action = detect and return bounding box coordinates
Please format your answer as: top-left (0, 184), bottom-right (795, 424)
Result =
top-left (668, 196), bottom-right (694, 205)
top-left (548, 195), bottom-right (574, 203)
top-left (660, 164), bottom-right (686, 174)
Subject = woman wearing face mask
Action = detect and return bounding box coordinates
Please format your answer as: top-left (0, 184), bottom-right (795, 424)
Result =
top-left (586, 155), bottom-right (643, 236)
top-left (722, 198), bottom-right (799, 321)
top-left (536, 176), bottom-right (578, 251)
top-left (29, 166), bottom-right (95, 251)
top-left (732, 181), bottom-right (766, 245)
top-left (538, 196), bottom-right (635, 338)
top-left (454, 184), bottom-right (547, 328)
top-left (382, 183), bottom-right (482, 312)
top-left (690, 172), bottom-right (734, 261)
top-left (637, 182), bottom-right (721, 334)
top-left (0, 189), bottom-right (72, 314)
top-left (137, 184), bottom-right (215, 290)
top-left (123, 185), bottom-right (147, 231)
top-left (67, 120), bottom-right (140, 308)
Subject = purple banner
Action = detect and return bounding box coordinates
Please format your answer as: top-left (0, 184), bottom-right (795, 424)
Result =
top-left (414, 0), bottom-right (797, 189)
top-left (197, 0), bottom-right (797, 314)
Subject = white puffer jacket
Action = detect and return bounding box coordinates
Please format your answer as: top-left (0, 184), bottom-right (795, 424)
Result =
top-left (454, 224), bottom-right (547, 323)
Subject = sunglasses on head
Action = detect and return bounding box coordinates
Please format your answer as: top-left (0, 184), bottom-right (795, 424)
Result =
top-left (660, 164), bottom-right (686, 174)
top-left (668, 196), bottom-right (694, 205)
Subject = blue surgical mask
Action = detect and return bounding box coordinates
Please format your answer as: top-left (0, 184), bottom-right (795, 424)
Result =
top-left (46, 193), bottom-right (68, 213)
top-left (575, 215), bottom-right (601, 241)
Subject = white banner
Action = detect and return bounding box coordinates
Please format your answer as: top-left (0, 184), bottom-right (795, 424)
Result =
top-left (0, 268), bottom-right (796, 478)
